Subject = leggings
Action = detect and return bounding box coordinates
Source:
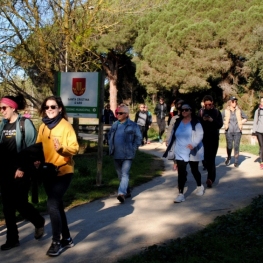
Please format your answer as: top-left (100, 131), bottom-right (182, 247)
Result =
top-left (157, 118), bottom-right (166, 138)
top-left (256, 132), bottom-right (263, 162)
top-left (225, 132), bottom-right (242, 162)
top-left (176, 160), bottom-right (201, 194)
top-left (43, 173), bottom-right (72, 242)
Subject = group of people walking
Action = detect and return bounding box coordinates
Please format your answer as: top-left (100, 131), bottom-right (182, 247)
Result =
top-left (0, 94), bottom-right (79, 256)
top-left (164, 95), bottom-right (250, 203)
top-left (0, 93), bottom-right (260, 257)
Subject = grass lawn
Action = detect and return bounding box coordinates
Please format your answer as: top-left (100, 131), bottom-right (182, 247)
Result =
top-left (118, 195), bottom-right (263, 263)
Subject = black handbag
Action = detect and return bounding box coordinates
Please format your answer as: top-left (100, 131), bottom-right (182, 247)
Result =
top-left (41, 162), bottom-right (67, 180)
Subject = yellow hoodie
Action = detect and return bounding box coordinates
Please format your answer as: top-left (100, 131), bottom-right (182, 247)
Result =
top-left (36, 118), bottom-right (79, 176)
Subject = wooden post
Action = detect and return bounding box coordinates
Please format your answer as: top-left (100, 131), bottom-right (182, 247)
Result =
top-left (96, 71), bottom-right (105, 186)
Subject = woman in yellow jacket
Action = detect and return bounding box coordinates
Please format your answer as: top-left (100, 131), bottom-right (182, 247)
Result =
top-left (36, 96), bottom-right (79, 257)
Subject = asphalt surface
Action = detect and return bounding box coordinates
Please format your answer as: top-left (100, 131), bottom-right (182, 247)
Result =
top-left (0, 136), bottom-right (263, 263)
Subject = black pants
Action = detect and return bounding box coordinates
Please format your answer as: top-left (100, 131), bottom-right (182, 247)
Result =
top-left (203, 136), bottom-right (219, 183)
top-left (256, 132), bottom-right (263, 162)
top-left (157, 118), bottom-right (166, 138)
top-left (43, 173), bottom-right (72, 242)
top-left (138, 125), bottom-right (146, 145)
top-left (176, 160), bottom-right (201, 194)
top-left (143, 127), bottom-right (149, 142)
top-left (0, 168), bottom-right (44, 243)
top-left (225, 132), bottom-right (242, 163)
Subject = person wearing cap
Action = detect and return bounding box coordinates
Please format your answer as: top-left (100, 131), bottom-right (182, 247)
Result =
top-left (198, 95), bottom-right (223, 188)
top-left (108, 104), bottom-right (142, 203)
top-left (154, 97), bottom-right (167, 143)
top-left (0, 94), bottom-right (45, 251)
top-left (222, 96), bottom-right (247, 167)
top-left (252, 97), bottom-right (263, 169)
top-left (164, 103), bottom-right (204, 203)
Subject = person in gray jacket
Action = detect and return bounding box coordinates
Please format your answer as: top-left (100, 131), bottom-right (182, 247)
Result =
top-left (108, 105), bottom-right (142, 203)
top-left (252, 97), bottom-right (263, 169)
top-left (222, 96), bottom-right (247, 167)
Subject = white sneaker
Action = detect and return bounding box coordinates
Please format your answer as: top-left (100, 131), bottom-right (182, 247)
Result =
top-left (196, 185), bottom-right (204, 196)
top-left (174, 194), bottom-right (185, 203)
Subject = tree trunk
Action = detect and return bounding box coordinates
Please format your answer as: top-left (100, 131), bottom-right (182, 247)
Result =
top-left (109, 78), bottom-right (118, 113)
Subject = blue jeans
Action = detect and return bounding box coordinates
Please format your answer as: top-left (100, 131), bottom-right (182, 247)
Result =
top-left (114, 159), bottom-right (132, 195)
top-left (43, 173), bottom-right (72, 242)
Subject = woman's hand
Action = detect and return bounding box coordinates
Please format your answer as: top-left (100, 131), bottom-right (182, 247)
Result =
top-left (15, 169), bottom-right (24, 178)
top-left (53, 138), bottom-right (61, 151)
top-left (34, 161), bottom-right (41, 169)
top-left (187, 144), bottom-right (194, 150)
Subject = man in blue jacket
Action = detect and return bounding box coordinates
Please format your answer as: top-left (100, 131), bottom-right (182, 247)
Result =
top-left (108, 104), bottom-right (142, 203)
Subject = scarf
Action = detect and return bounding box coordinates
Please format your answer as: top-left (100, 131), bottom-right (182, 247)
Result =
top-left (42, 114), bottom-right (62, 129)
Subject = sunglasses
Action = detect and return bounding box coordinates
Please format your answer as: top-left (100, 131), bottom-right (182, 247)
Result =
top-left (204, 103), bottom-right (212, 106)
top-left (181, 109), bottom-right (190, 112)
top-left (0, 106), bottom-right (10, 111)
top-left (117, 112), bottom-right (127, 115)
top-left (44, 105), bottom-right (58, 110)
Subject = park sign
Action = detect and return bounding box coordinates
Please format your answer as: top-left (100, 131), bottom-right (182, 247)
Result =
top-left (56, 72), bottom-right (101, 118)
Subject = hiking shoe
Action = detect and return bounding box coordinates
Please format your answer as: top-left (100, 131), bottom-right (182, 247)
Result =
top-left (174, 194), bottom-right (185, 203)
top-left (34, 218), bottom-right (45, 239)
top-left (206, 179), bottom-right (213, 188)
top-left (196, 185), bottom-right (204, 196)
top-left (1, 241), bottom-right (20, 251)
top-left (260, 163), bottom-right (263, 170)
top-left (117, 194), bottom-right (125, 203)
top-left (225, 157), bottom-right (231, 165)
top-left (234, 163), bottom-right (239, 168)
top-left (46, 241), bottom-right (62, 256)
top-left (61, 237), bottom-right (74, 249)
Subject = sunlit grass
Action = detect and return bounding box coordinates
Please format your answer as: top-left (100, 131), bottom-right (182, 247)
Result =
top-left (118, 195), bottom-right (263, 263)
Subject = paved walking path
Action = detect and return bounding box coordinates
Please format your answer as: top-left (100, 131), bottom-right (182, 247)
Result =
top-left (0, 137), bottom-right (262, 263)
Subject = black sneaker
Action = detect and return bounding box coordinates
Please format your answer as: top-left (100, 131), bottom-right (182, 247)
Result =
top-left (225, 157), bottom-right (231, 165)
top-left (46, 241), bottom-right (62, 256)
top-left (34, 217), bottom-right (45, 239)
top-left (61, 237), bottom-right (74, 249)
top-left (117, 194), bottom-right (125, 203)
top-left (1, 241), bottom-right (20, 251)
top-left (206, 179), bottom-right (213, 188)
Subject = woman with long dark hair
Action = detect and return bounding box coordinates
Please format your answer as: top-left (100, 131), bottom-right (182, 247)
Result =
top-left (164, 103), bottom-right (204, 203)
top-left (35, 96), bottom-right (79, 256)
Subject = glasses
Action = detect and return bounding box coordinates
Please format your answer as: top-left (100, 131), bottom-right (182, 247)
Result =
top-left (231, 101), bottom-right (237, 103)
top-left (181, 109), bottom-right (190, 112)
top-left (0, 106), bottom-right (10, 111)
top-left (140, 107), bottom-right (145, 108)
top-left (44, 105), bottom-right (58, 110)
top-left (204, 103), bottom-right (212, 106)
top-left (117, 112), bottom-right (127, 115)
